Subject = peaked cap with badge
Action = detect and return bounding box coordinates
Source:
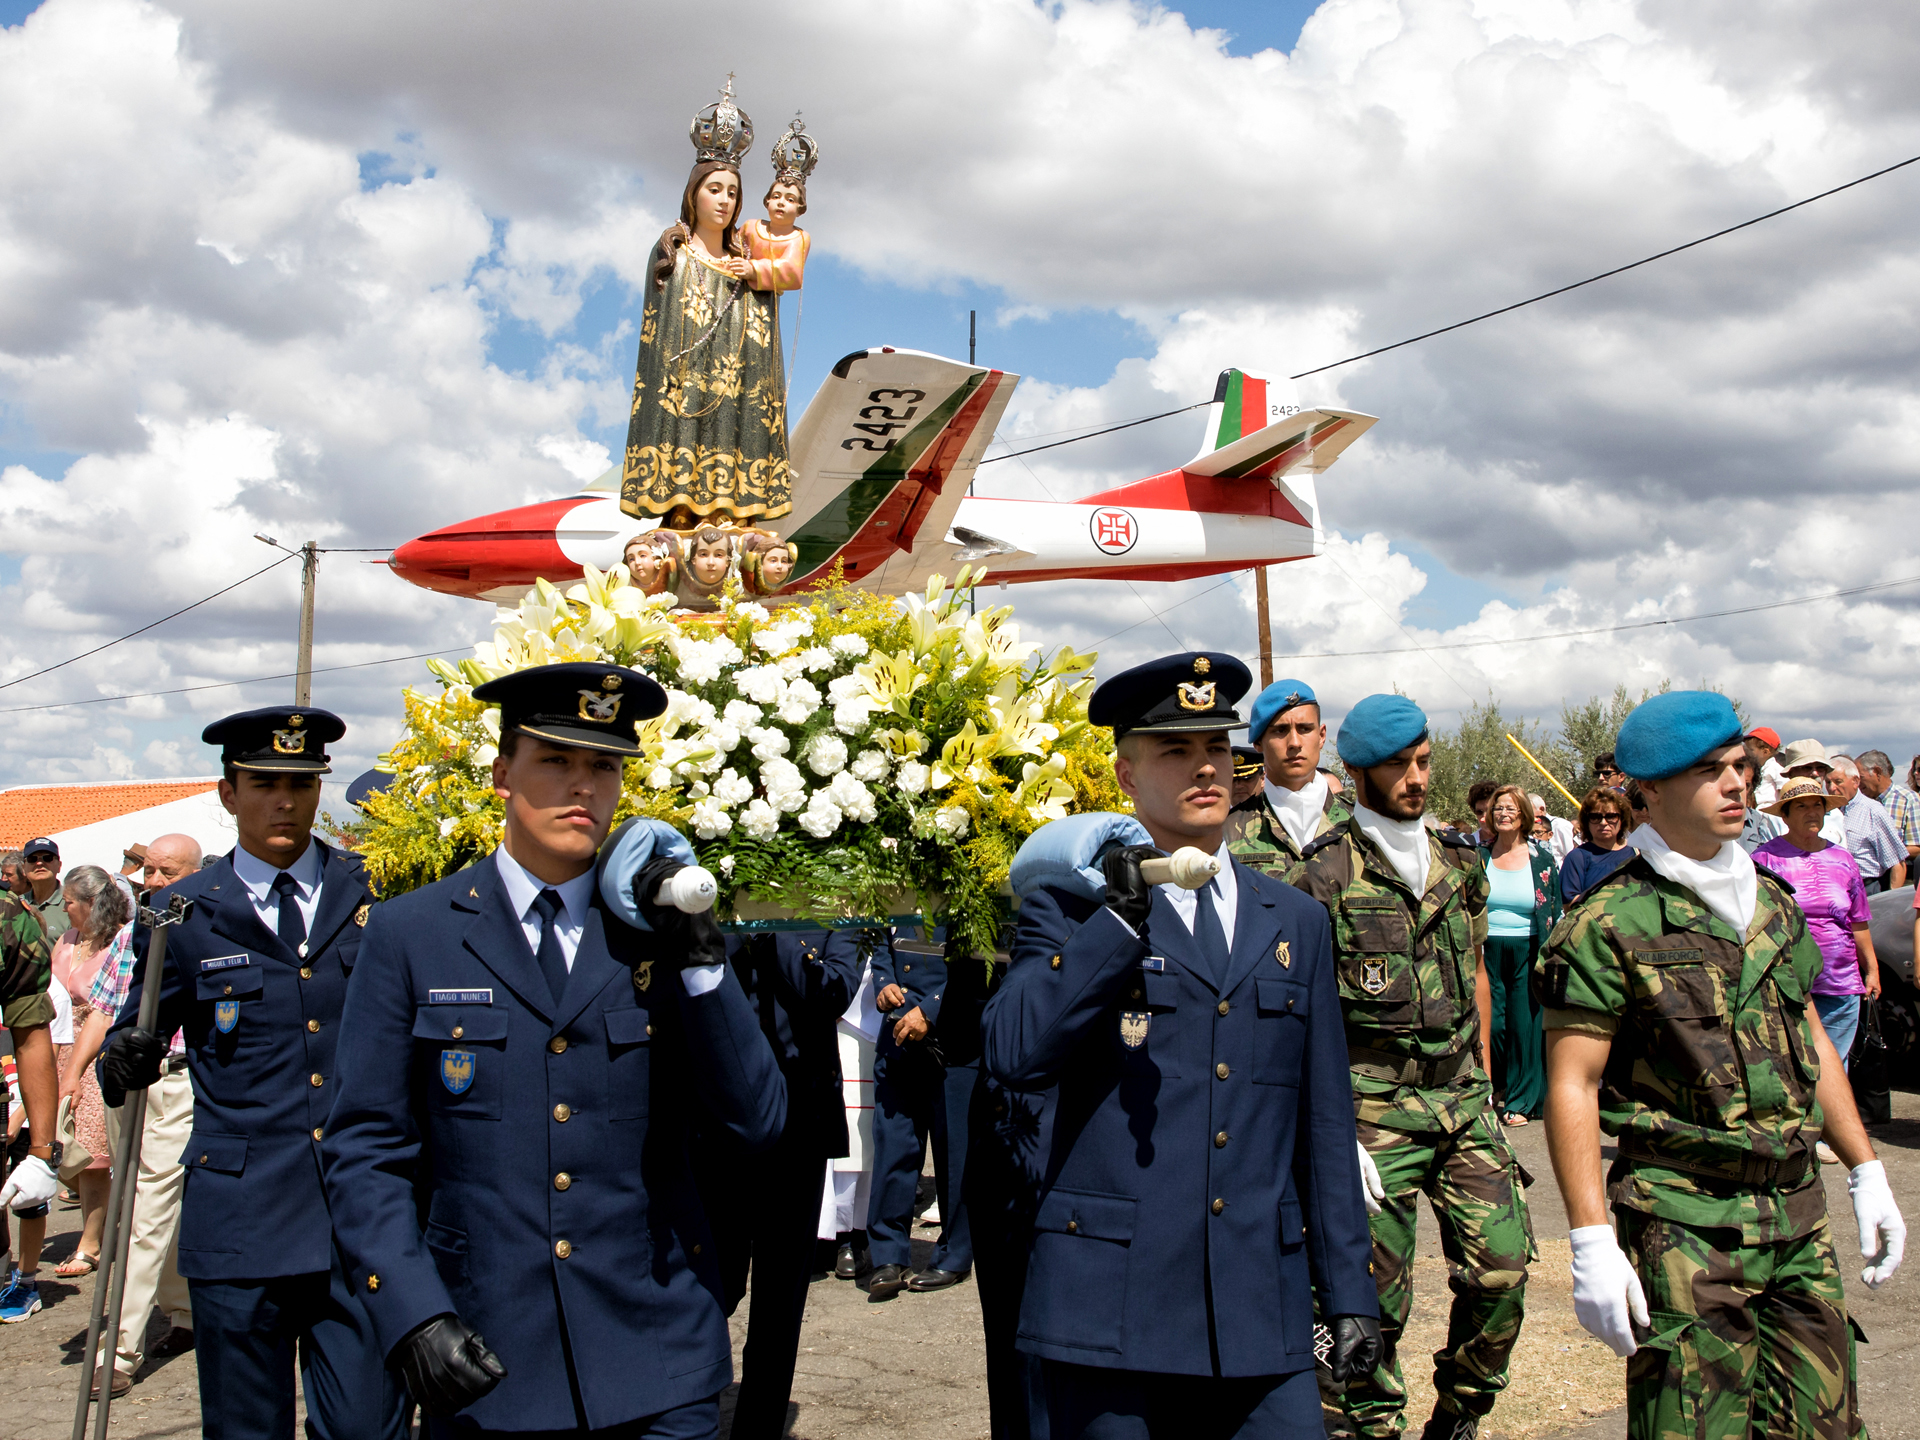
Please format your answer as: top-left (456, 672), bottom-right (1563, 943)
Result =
top-left (473, 661), bottom-right (668, 757)
top-left (1087, 652), bottom-right (1251, 738)
top-left (204, 706), bottom-right (346, 774)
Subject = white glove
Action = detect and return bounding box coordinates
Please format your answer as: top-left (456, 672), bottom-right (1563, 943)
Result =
top-left (1357, 1141), bottom-right (1386, 1216)
top-left (1569, 1224), bottom-right (1648, 1358)
top-left (1849, 1159), bottom-right (1906, 1288)
top-left (0, 1155), bottom-right (58, 1214)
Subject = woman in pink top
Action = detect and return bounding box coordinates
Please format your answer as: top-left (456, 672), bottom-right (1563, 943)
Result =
top-left (1752, 776), bottom-right (1880, 1078)
top-left (47, 866), bottom-right (129, 1274)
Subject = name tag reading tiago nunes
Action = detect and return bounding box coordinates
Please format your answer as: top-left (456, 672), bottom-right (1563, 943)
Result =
top-left (427, 989), bottom-right (493, 1006)
top-left (199, 954), bottom-right (250, 972)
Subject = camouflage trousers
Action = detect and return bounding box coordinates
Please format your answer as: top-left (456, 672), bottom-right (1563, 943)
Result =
top-left (1619, 1210), bottom-right (1864, 1440)
top-left (1339, 1111), bottom-right (1535, 1438)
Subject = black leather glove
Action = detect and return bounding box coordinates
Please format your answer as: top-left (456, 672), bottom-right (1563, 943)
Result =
top-left (1327, 1313), bottom-right (1383, 1384)
top-left (633, 857), bottom-right (727, 970)
top-left (100, 1027), bottom-right (167, 1108)
top-left (393, 1313), bottom-right (507, 1417)
top-left (1100, 844), bottom-right (1162, 932)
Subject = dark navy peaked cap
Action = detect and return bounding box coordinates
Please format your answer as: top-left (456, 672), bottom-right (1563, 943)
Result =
top-left (1088, 652), bottom-right (1251, 739)
top-left (204, 706), bottom-right (345, 775)
top-left (473, 662), bottom-right (667, 758)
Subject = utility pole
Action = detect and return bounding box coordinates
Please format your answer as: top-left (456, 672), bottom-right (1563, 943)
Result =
top-left (296, 542), bottom-right (318, 706)
top-left (1254, 566), bottom-right (1273, 688)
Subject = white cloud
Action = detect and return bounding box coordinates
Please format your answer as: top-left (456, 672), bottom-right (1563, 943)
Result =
top-left (0, 0), bottom-right (1917, 788)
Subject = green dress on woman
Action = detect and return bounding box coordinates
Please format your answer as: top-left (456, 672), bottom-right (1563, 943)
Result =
top-left (621, 241), bottom-right (791, 524)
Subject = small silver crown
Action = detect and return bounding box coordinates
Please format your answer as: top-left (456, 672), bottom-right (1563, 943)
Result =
top-left (769, 113), bottom-right (819, 186)
top-left (689, 74), bottom-right (753, 165)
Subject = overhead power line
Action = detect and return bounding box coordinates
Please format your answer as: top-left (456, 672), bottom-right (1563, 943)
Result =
top-left (0, 647), bottom-right (471, 716)
top-left (0, 554), bottom-right (297, 694)
top-left (1286, 152), bottom-right (1920, 378)
top-left (980, 151), bottom-right (1920, 459)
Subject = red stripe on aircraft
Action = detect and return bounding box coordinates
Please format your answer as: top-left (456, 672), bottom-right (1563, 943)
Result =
top-left (1077, 470), bottom-right (1311, 528)
top-left (1240, 375), bottom-right (1266, 442)
top-left (386, 496), bottom-right (585, 598)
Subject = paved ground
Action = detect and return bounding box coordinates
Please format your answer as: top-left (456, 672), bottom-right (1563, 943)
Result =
top-left (6, 1094), bottom-right (1920, 1438)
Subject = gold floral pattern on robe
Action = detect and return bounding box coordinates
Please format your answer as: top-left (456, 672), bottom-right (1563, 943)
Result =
top-left (622, 246), bottom-right (791, 522)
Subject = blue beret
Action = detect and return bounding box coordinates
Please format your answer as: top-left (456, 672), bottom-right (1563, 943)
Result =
top-left (1336, 694), bottom-right (1429, 770)
top-left (1248, 679), bottom-right (1319, 743)
top-left (1615, 691), bottom-right (1745, 780)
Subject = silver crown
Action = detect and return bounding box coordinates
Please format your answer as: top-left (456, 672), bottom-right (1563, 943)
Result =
top-left (769, 113), bottom-right (820, 186)
top-left (689, 74), bottom-right (753, 165)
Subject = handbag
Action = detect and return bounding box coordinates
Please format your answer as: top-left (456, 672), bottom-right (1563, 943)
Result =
top-left (54, 1093), bottom-right (92, 1186)
top-left (1850, 998), bottom-right (1892, 1127)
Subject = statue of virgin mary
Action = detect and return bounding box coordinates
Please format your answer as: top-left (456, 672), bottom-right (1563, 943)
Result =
top-left (621, 79), bottom-right (792, 527)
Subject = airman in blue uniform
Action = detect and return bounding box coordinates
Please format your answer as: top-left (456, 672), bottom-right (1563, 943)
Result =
top-left (701, 928), bottom-right (861, 1438)
top-left (867, 928), bottom-right (974, 1297)
top-left (981, 653), bottom-right (1381, 1440)
top-left (100, 706), bottom-right (409, 1440)
top-left (321, 662), bottom-right (787, 1437)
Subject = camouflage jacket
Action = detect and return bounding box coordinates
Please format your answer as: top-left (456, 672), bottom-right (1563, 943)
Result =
top-left (1536, 855), bottom-right (1826, 1244)
top-left (0, 892), bottom-right (53, 1030)
top-left (1295, 817), bottom-right (1491, 1134)
top-left (1225, 784), bottom-right (1349, 888)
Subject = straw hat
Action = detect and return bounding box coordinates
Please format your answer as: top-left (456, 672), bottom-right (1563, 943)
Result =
top-left (1762, 774), bottom-right (1844, 817)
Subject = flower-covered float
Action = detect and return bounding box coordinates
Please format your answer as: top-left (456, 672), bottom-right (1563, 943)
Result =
top-left (337, 563), bottom-right (1126, 957)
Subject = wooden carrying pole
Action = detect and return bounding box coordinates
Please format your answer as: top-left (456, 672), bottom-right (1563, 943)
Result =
top-left (1504, 732), bottom-right (1580, 810)
top-left (71, 894), bottom-right (188, 1440)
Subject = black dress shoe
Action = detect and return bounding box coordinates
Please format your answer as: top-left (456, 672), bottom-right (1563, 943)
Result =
top-left (834, 1242), bottom-right (870, 1279)
top-left (906, 1267), bottom-right (968, 1292)
top-left (152, 1326), bottom-right (195, 1357)
top-left (867, 1263), bottom-right (909, 1299)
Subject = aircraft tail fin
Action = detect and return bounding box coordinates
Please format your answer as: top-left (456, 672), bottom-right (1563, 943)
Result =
top-left (1184, 368), bottom-right (1377, 482)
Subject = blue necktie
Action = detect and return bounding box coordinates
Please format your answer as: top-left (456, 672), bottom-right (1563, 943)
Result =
top-left (271, 871), bottom-right (306, 957)
top-left (1192, 878), bottom-right (1229, 984)
top-left (532, 889), bottom-right (569, 1005)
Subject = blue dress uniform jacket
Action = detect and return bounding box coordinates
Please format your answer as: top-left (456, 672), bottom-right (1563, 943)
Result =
top-left (322, 857), bottom-right (788, 1432)
top-left (869, 930), bottom-right (944, 1044)
top-left (109, 841), bottom-right (372, 1280)
top-left (725, 931), bottom-right (861, 1152)
top-left (982, 864), bottom-right (1377, 1378)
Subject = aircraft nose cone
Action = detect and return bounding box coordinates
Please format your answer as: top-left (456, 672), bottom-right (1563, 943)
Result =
top-left (387, 496), bottom-right (592, 600)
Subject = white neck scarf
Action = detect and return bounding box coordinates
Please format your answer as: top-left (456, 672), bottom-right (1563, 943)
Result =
top-left (1353, 802), bottom-right (1431, 896)
top-left (1626, 822), bottom-right (1757, 937)
top-left (1265, 773), bottom-right (1330, 851)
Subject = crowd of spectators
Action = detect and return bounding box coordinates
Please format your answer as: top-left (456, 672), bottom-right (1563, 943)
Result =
top-left (0, 833), bottom-right (203, 1392)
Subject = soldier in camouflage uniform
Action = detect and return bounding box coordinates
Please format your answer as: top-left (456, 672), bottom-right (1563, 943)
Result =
top-left (1227, 679), bottom-right (1349, 887)
top-left (1290, 695), bottom-right (1533, 1440)
top-left (0, 886), bottom-right (57, 1213)
top-left (1538, 691), bottom-right (1905, 1440)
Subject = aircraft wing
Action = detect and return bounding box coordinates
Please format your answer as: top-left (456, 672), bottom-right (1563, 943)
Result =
top-left (784, 348), bottom-right (1019, 590)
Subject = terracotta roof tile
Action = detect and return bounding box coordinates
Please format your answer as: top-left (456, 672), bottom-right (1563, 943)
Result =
top-left (0, 781), bottom-right (219, 849)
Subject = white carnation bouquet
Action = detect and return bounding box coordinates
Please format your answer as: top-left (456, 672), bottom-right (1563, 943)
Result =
top-left (341, 563), bottom-right (1124, 956)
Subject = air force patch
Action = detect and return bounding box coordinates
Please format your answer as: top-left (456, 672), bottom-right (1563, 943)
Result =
top-left (1275, 939), bottom-right (1291, 969)
top-left (214, 999), bottom-right (240, 1034)
top-left (1119, 1011), bottom-right (1150, 1048)
top-left (1361, 958), bottom-right (1389, 995)
top-left (441, 1049), bottom-right (476, 1096)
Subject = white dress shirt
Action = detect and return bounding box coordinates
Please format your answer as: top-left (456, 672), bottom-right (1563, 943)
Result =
top-left (492, 845), bottom-right (726, 995)
top-left (1156, 840), bottom-right (1239, 952)
top-left (233, 840), bottom-right (324, 944)
top-left (492, 846), bottom-right (595, 972)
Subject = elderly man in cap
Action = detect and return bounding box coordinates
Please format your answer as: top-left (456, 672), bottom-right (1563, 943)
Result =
top-left (1227, 679), bottom-right (1348, 888)
top-left (98, 707), bottom-right (408, 1435)
top-left (1293, 694), bottom-right (1532, 1440)
top-left (983, 652), bottom-right (1380, 1440)
top-left (1538, 691), bottom-right (1904, 1440)
top-left (324, 662), bottom-right (787, 1436)
top-left (18, 839), bottom-right (65, 943)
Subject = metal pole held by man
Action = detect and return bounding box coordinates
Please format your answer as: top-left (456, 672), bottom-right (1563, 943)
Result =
top-left (71, 892), bottom-right (189, 1440)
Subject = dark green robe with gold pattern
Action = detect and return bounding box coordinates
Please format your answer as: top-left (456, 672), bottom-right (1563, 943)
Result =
top-left (622, 245), bottom-right (790, 522)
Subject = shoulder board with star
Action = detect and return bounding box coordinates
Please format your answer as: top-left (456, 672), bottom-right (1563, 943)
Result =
top-left (1300, 829), bottom-right (1348, 862)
